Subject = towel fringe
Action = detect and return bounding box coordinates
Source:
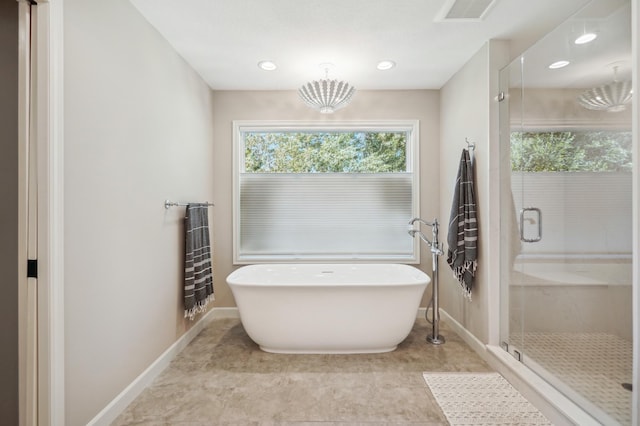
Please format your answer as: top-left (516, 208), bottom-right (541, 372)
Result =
top-left (452, 259), bottom-right (476, 302)
top-left (184, 294), bottom-right (215, 320)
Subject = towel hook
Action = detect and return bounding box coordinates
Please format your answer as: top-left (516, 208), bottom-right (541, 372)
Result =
top-left (465, 138), bottom-right (476, 151)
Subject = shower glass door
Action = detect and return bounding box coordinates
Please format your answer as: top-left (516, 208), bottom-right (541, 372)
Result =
top-left (499, 1), bottom-right (633, 424)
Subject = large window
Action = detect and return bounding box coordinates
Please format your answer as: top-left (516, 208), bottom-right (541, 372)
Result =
top-left (233, 121), bottom-right (420, 263)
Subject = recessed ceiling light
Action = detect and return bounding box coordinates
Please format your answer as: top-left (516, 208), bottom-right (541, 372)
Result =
top-left (258, 60), bottom-right (277, 71)
top-left (548, 60), bottom-right (570, 69)
top-left (575, 33), bottom-right (597, 45)
top-left (376, 60), bottom-right (396, 71)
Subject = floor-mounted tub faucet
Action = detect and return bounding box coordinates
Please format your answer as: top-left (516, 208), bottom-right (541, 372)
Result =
top-left (409, 217), bottom-right (445, 345)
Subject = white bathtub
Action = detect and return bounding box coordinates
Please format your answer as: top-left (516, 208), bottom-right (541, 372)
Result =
top-left (226, 263), bottom-right (430, 354)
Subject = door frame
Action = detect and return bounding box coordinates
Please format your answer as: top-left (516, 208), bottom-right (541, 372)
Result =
top-left (38, 1), bottom-right (65, 424)
top-left (35, 0), bottom-right (65, 423)
top-left (17, 1), bottom-right (36, 424)
top-left (18, 0), bottom-right (65, 424)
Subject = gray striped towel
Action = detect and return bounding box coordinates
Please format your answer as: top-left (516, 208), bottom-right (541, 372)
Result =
top-left (447, 149), bottom-right (478, 300)
top-left (184, 204), bottom-right (214, 320)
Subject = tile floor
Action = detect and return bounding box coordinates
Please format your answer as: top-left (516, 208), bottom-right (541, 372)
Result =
top-left (512, 331), bottom-right (633, 425)
top-left (114, 317), bottom-right (494, 425)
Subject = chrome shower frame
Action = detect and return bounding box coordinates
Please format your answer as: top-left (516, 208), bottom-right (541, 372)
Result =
top-left (409, 218), bottom-right (445, 345)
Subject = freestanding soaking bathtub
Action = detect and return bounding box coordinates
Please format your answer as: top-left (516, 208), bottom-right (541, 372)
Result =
top-left (226, 263), bottom-right (430, 354)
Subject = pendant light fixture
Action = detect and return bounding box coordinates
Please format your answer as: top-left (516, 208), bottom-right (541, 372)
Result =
top-left (577, 66), bottom-right (632, 112)
top-left (298, 63), bottom-right (356, 114)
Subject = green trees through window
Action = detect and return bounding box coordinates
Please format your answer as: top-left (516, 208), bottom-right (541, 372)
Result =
top-left (511, 131), bottom-right (632, 172)
top-left (244, 131), bottom-right (407, 173)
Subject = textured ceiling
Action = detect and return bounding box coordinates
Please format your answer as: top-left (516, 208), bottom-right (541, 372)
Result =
top-left (129, 0), bottom-right (616, 90)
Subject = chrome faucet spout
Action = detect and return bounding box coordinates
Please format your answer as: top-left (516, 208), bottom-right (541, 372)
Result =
top-left (409, 217), bottom-right (434, 227)
top-left (408, 229), bottom-right (432, 246)
top-left (409, 229), bottom-right (443, 255)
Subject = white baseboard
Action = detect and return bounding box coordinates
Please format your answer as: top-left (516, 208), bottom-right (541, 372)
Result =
top-left (87, 307), bottom-right (235, 426)
top-left (417, 307), bottom-right (427, 319)
top-left (210, 306), bottom-right (240, 318)
top-left (437, 309), bottom-right (487, 355)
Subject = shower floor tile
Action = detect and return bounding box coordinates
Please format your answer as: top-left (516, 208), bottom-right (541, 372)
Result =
top-left (510, 331), bottom-right (632, 425)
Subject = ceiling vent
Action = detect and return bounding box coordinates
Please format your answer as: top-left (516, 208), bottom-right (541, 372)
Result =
top-left (435, 0), bottom-right (497, 22)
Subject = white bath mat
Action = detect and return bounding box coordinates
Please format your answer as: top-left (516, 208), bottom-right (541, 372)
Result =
top-left (422, 372), bottom-right (552, 425)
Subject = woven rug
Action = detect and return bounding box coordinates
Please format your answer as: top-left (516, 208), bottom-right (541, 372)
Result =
top-left (422, 372), bottom-right (552, 425)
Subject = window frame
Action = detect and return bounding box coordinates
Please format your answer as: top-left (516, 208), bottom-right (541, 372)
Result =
top-left (232, 120), bottom-right (421, 264)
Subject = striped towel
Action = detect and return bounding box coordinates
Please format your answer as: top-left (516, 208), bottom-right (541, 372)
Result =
top-left (184, 204), bottom-right (214, 320)
top-left (447, 149), bottom-right (478, 300)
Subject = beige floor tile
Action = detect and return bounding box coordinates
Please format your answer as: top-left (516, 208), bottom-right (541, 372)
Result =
top-left (114, 318), bottom-right (490, 425)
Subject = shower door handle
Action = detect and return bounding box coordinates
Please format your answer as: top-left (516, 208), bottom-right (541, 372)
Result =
top-left (519, 207), bottom-right (542, 243)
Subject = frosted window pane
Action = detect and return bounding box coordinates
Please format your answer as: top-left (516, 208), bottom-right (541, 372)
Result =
top-left (238, 173), bottom-right (413, 260)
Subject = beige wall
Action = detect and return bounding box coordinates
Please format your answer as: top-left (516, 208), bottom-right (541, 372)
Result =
top-left (439, 40), bottom-right (510, 344)
top-left (210, 90), bottom-right (440, 307)
top-left (64, 0), bottom-right (214, 424)
top-left (0, 1), bottom-right (19, 424)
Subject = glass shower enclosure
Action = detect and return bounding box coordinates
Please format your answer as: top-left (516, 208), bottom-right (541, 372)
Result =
top-left (499, 1), bottom-right (633, 424)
